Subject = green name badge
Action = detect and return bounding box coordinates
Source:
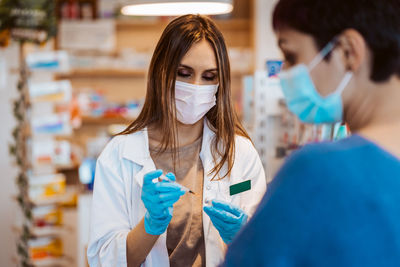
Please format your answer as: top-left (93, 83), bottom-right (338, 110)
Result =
top-left (229, 180), bottom-right (251, 196)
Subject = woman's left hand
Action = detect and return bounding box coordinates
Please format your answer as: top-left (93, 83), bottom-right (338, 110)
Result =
top-left (204, 199), bottom-right (248, 244)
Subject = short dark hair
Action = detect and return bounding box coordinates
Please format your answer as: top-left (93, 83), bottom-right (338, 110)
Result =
top-left (273, 0), bottom-right (400, 82)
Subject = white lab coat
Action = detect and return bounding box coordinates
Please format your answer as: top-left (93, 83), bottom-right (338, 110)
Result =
top-left (87, 120), bottom-right (266, 267)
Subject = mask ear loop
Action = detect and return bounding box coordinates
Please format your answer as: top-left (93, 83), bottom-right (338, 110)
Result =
top-left (308, 37), bottom-right (339, 71)
top-left (333, 72), bottom-right (353, 96)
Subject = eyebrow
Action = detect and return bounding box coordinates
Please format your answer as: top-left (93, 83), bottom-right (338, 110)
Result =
top-left (179, 64), bottom-right (218, 72)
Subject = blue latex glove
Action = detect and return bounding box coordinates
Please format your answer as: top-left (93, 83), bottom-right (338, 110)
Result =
top-left (141, 170), bottom-right (185, 235)
top-left (203, 199), bottom-right (248, 244)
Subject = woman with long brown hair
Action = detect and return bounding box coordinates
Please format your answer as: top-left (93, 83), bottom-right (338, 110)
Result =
top-left (87, 14), bottom-right (266, 267)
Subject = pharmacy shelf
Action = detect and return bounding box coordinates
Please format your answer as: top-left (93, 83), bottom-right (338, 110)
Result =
top-left (31, 190), bottom-right (77, 207)
top-left (81, 115), bottom-right (134, 126)
top-left (55, 68), bottom-right (250, 79)
top-left (55, 69), bottom-right (147, 79)
top-left (116, 18), bottom-right (251, 31)
top-left (32, 256), bottom-right (70, 267)
top-left (31, 226), bottom-right (66, 237)
top-left (31, 195), bottom-right (68, 206)
top-left (12, 225), bottom-right (64, 237)
top-left (232, 70), bottom-right (253, 76)
top-left (55, 162), bottom-right (80, 171)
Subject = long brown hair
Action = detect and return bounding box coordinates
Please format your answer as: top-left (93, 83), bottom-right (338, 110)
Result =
top-left (119, 14), bottom-right (251, 180)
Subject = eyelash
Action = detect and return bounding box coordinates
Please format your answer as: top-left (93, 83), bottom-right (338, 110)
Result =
top-left (203, 75), bottom-right (217, 81)
top-left (177, 71), bottom-right (217, 81)
top-left (177, 72), bottom-right (191, 78)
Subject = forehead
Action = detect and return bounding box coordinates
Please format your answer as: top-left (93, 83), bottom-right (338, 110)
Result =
top-left (277, 28), bottom-right (318, 52)
top-left (180, 39), bottom-right (217, 68)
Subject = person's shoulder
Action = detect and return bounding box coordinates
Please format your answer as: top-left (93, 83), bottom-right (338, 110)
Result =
top-left (235, 134), bottom-right (253, 147)
top-left (234, 135), bottom-right (258, 158)
top-left (98, 130), bottom-right (147, 162)
top-left (282, 141), bottom-right (335, 172)
top-left (277, 135), bottom-right (367, 180)
top-left (97, 135), bottom-right (126, 163)
top-left (291, 134), bottom-right (369, 163)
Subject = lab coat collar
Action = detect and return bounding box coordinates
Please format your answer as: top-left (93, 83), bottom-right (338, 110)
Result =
top-left (199, 119), bottom-right (216, 173)
top-left (121, 128), bottom-right (151, 166)
top-left (121, 120), bottom-right (216, 163)
top-left (121, 119), bottom-right (217, 185)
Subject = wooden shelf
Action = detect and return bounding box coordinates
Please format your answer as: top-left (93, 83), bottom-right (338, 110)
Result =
top-left (32, 256), bottom-right (70, 267)
top-left (232, 70), bottom-right (253, 76)
top-left (81, 116), bottom-right (134, 125)
top-left (55, 162), bottom-right (80, 171)
top-left (31, 226), bottom-right (65, 237)
top-left (55, 69), bottom-right (147, 79)
top-left (12, 225), bottom-right (64, 237)
top-left (215, 18), bottom-right (251, 31)
top-left (31, 195), bottom-right (68, 206)
top-left (31, 190), bottom-right (77, 207)
top-left (116, 18), bottom-right (251, 32)
top-left (56, 68), bottom-right (251, 80)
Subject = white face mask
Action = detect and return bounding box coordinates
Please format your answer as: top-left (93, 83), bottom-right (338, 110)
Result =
top-left (175, 80), bottom-right (219, 125)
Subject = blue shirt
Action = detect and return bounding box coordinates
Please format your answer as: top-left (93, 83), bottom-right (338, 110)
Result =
top-left (223, 134), bottom-right (400, 267)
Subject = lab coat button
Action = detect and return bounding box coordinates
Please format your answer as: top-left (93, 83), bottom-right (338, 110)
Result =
top-left (206, 185), bottom-right (211, 190)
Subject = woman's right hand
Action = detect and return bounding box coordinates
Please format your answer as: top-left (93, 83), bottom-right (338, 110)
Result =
top-left (141, 169), bottom-right (185, 235)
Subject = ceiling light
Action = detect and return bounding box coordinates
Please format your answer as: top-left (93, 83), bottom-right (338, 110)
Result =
top-left (121, 0), bottom-right (233, 16)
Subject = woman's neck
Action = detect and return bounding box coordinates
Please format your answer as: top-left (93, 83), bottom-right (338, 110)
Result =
top-left (349, 76), bottom-right (400, 158)
top-left (176, 119), bottom-right (204, 147)
top-left (148, 118), bottom-right (204, 148)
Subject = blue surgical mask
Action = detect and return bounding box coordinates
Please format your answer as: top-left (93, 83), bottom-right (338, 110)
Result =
top-left (278, 40), bottom-right (353, 124)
